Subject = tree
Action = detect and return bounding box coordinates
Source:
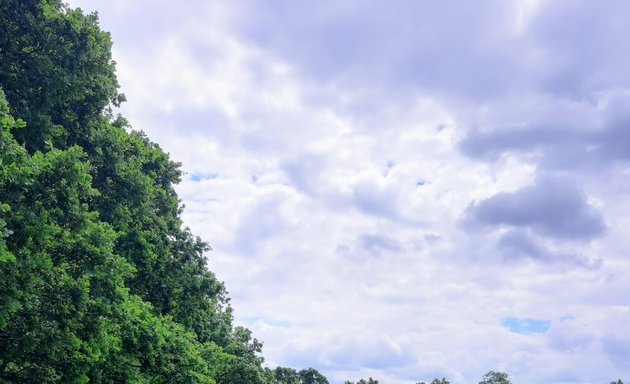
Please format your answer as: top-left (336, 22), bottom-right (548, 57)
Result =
top-left (0, 1), bottom-right (268, 382)
top-left (415, 378), bottom-right (450, 384)
top-left (417, 378), bottom-right (451, 384)
top-left (345, 378), bottom-right (379, 384)
top-left (273, 366), bottom-right (301, 384)
top-left (215, 357), bottom-right (264, 384)
top-left (479, 370), bottom-right (512, 384)
top-left (299, 367), bottom-right (330, 384)
top-left (0, 85), bottom-right (216, 383)
top-left (0, 0), bottom-right (124, 153)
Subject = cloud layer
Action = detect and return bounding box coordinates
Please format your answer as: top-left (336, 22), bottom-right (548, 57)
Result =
top-left (69, 0), bottom-right (630, 382)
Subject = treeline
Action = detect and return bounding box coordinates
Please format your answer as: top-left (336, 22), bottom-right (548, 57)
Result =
top-left (345, 375), bottom-right (626, 384)
top-left (346, 371), bottom-right (512, 384)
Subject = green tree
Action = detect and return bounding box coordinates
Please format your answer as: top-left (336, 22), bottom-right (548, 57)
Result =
top-left (215, 357), bottom-right (264, 384)
top-left (273, 366), bottom-right (301, 384)
top-left (0, 0), bottom-right (124, 153)
top-left (2, 0), bottom-right (244, 344)
top-left (416, 378), bottom-right (451, 384)
top-left (345, 378), bottom-right (380, 384)
top-left (0, 86), bottom-right (217, 383)
top-left (479, 370), bottom-right (512, 384)
top-left (299, 367), bottom-right (330, 384)
top-left (0, 0), bottom-right (269, 382)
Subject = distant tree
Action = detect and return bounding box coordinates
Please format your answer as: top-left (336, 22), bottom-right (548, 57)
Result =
top-left (273, 366), bottom-right (301, 384)
top-left (416, 378), bottom-right (450, 384)
top-left (357, 379), bottom-right (379, 384)
top-left (215, 357), bottom-right (264, 384)
top-left (610, 380), bottom-right (624, 384)
top-left (299, 367), bottom-right (330, 384)
top-left (479, 370), bottom-right (511, 384)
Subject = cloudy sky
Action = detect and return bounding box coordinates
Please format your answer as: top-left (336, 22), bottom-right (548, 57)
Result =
top-left (68, 1), bottom-right (630, 382)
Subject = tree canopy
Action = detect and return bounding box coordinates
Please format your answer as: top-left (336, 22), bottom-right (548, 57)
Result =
top-left (0, 0), bottom-right (257, 382)
top-left (478, 370), bottom-right (512, 384)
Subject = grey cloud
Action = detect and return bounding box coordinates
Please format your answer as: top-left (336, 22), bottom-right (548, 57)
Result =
top-left (352, 179), bottom-right (400, 220)
top-left (336, 233), bottom-right (404, 263)
top-left (460, 89), bottom-right (630, 170)
top-left (230, 0), bottom-right (630, 102)
top-left (498, 230), bottom-right (600, 268)
top-left (602, 338), bottom-right (630, 369)
top-left (359, 234), bottom-right (402, 254)
top-left (281, 152), bottom-right (328, 196)
top-left (231, 0), bottom-right (528, 100)
top-left (459, 123), bottom-right (583, 163)
top-left (602, 335), bottom-right (630, 370)
top-left (231, 192), bottom-right (293, 255)
top-left (498, 230), bottom-right (553, 261)
top-left (465, 176), bottom-right (606, 240)
top-left (529, 0), bottom-right (630, 97)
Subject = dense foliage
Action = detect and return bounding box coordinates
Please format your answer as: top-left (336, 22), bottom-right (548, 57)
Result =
top-left (0, 1), bottom-right (627, 383)
top-left (0, 0), bottom-right (262, 382)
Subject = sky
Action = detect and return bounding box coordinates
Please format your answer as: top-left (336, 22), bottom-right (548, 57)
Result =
top-left (68, 1), bottom-right (630, 383)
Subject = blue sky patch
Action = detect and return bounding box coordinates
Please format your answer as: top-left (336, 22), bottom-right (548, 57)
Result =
top-left (240, 317), bottom-right (316, 329)
top-left (189, 173), bottom-right (219, 182)
top-left (502, 317), bottom-right (551, 335)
